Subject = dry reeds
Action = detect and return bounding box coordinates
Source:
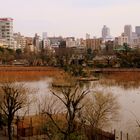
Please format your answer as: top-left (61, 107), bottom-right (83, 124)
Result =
top-left (0, 66), bottom-right (66, 82)
top-left (100, 72), bottom-right (140, 88)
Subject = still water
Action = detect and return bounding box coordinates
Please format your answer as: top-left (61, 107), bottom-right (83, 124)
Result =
top-left (19, 76), bottom-right (140, 139)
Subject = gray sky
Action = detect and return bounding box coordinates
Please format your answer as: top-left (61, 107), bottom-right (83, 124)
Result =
top-left (1, 0), bottom-right (140, 38)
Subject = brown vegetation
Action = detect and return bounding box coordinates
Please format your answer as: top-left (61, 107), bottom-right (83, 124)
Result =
top-left (0, 66), bottom-right (66, 82)
top-left (0, 82), bottom-right (28, 140)
top-left (100, 72), bottom-right (140, 88)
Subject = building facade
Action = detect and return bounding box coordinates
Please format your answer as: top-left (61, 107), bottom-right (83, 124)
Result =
top-left (86, 38), bottom-right (102, 50)
top-left (0, 38), bottom-right (9, 48)
top-left (13, 32), bottom-right (26, 50)
top-left (135, 26), bottom-right (140, 37)
top-left (86, 33), bottom-right (90, 39)
top-left (42, 32), bottom-right (47, 40)
top-left (124, 25), bottom-right (132, 44)
top-left (102, 25), bottom-right (110, 40)
top-left (0, 18), bottom-right (14, 48)
top-left (115, 33), bottom-right (129, 46)
top-left (33, 33), bottom-right (41, 52)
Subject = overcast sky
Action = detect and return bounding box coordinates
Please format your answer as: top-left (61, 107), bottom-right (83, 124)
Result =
top-left (0, 0), bottom-right (140, 38)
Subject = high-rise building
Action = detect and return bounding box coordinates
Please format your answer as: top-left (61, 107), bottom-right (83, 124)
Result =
top-left (86, 33), bottom-right (90, 39)
top-left (42, 32), bottom-right (48, 40)
top-left (102, 25), bottom-right (110, 40)
top-left (135, 26), bottom-right (140, 36)
top-left (33, 33), bottom-right (41, 51)
top-left (124, 25), bottom-right (132, 44)
top-left (0, 18), bottom-right (14, 48)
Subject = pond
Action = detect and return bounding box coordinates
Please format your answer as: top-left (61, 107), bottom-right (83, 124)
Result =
top-left (16, 73), bottom-right (140, 139)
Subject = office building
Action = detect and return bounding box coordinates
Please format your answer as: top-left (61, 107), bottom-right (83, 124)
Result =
top-left (102, 25), bottom-right (110, 40)
top-left (42, 32), bottom-right (48, 40)
top-left (86, 33), bottom-right (90, 39)
top-left (33, 33), bottom-right (41, 51)
top-left (135, 26), bottom-right (140, 36)
top-left (124, 25), bottom-right (132, 44)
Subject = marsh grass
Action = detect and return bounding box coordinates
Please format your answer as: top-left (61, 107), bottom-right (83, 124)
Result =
top-left (99, 72), bottom-right (140, 88)
top-left (0, 66), bottom-right (66, 82)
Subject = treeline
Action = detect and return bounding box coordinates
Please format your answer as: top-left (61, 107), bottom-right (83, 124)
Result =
top-left (1, 45), bottom-right (140, 69)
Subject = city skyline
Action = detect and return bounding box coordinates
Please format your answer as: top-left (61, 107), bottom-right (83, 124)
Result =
top-left (0, 0), bottom-right (140, 38)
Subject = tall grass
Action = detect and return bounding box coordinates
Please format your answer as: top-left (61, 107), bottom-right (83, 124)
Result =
top-left (0, 66), bottom-right (66, 82)
top-left (99, 72), bottom-right (140, 88)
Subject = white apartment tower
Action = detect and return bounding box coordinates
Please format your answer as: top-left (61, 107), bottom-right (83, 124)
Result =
top-left (0, 18), bottom-right (13, 48)
top-left (102, 25), bottom-right (110, 40)
top-left (124, 25), bottom-right (132, 44)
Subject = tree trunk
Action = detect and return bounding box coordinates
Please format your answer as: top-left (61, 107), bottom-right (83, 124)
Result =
top-left (8, 119), bottom-right (13, 140)
top-left (64, 133), bottom-right (69, 140)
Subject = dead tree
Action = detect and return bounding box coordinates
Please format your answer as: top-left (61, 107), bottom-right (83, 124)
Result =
top-left (42, 85), bottom-right (89, 140)
top-left (83, 92), bottom-right (120, 129)
top-left (0, 82), bottom-right (28, 140)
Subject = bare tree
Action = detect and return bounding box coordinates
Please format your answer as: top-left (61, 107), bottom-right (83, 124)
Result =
top-left (82, 92), bottom-right (120, 129)
top-left (0, 81), bottom-right (28, 140)
top-left (42, 85), bottom-right (89, 140)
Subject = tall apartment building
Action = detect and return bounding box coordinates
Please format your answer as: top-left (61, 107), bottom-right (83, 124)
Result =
top-left (0, 18), bottom-right (13, 48)
top-left (102, 25), bottom-right (110, 40)
top-left (135, 26), bottom-right (140, 36)
top-left (124, 25), bottom-right (132, 44)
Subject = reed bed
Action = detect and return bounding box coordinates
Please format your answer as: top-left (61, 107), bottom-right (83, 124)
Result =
top-left (99, 72), bottom-right (140, 88)
top-left (0, 66), bottom-right (66, 82)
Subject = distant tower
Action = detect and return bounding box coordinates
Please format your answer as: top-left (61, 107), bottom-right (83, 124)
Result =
top-left (86, 33), bottom-right (90, 39)
top-left (33, 33), bottom-right (40, 51)
top-left (135, 26), bottom-right (140, 36)
top-left (124, 25), bottom-right (132, 44)
top-left (0, 18), bottom-right (14, 48)
top-left (102, 25), bottom-right (110, 40)
top-left (42, 32), bottom-right (47, 40)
